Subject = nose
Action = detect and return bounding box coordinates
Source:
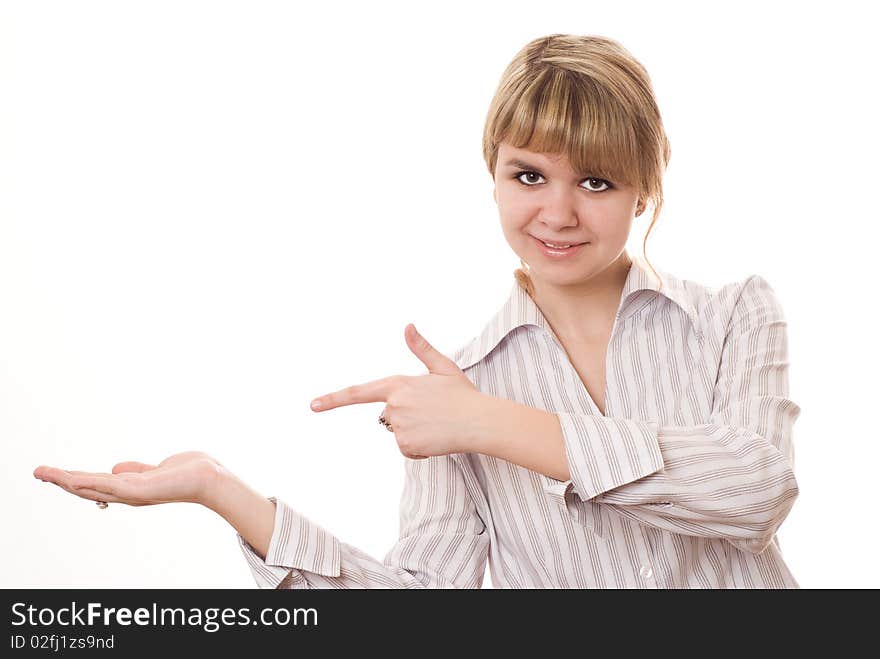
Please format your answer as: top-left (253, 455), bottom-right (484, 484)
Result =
top-left (539, 186), bottom-right (580, 230)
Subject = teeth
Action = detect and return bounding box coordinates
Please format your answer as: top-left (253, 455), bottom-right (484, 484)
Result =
top-left (543, 241), bottom-right (572, 249)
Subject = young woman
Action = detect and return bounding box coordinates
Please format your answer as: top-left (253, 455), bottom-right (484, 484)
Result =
top-left (33, 34), bottom-right (801, 588)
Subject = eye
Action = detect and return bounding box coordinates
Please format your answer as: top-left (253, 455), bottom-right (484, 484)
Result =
top-left (515, 171), bottom-right (545, 186)
top-left (514, 171), bottom-right (613, 192)
top-left (582, 177), bottom-right (612, 192)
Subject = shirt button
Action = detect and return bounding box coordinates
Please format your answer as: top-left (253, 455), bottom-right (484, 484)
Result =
top-left (639, 565), bottom-right (653, 579)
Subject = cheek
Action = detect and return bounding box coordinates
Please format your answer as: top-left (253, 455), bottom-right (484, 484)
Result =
top-left (587, 204), bottom-right (635, 237)
top-left (497, 220), bottom-right (531, 256)
top-left (595, 215), bottom-right (631, 237)
top-left (496, 200), bottom-right (531, 229)
top-left (498, 188), bottom-right (535, 217)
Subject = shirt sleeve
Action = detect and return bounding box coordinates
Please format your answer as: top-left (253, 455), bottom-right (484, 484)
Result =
top-left (542, 274), bottom-right (801, 555)
top-left (237, 454), bottom-right (491, 588)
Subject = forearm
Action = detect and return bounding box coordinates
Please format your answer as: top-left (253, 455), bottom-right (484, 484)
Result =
top-left (474, 395), bottom-right (571, 482)
top-left (203, 468), bottom-right (277, 561)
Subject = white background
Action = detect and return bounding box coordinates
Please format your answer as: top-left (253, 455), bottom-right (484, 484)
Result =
top-left (1, 0), bottom-right (877, 588)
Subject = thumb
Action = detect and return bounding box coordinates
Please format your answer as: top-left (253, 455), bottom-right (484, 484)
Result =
top-left (112, 461), bottom-right (157, 474)
top-left (405, 323), bottom-right (462, 376)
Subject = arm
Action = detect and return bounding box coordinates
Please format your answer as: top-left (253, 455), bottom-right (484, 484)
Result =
top-left (474, 275), bottom-right (801, 555)
top-left (476, 397), bottom-right (570, 481)
top-left (227, 454), bottom-right (491, 589)
top-left (34, 450), bottom-right (488, 589)
top-left (203, 467), bottom-right (277, 560)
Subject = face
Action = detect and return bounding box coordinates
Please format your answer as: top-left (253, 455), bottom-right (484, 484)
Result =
top-left (492, 142), bottom-right (641, 291)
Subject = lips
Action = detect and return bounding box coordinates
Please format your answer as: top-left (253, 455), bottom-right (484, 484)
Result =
top-left (530, 235), bottom-right (589, 259)
top-left (533, 236), bottom-right (588, 248)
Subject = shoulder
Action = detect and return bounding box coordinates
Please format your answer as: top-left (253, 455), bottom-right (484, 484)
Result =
top-left (692, 272), bottom-right (791, 349)
top-left (663, 265), bottom-right (787, 325)
top-left (718, 273), bottom-right (789, 326)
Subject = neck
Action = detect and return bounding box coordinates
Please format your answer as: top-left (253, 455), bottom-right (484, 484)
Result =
top-left (528, 250), bottom-right (633, 345)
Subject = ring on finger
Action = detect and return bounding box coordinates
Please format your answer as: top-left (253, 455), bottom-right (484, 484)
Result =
top-left (378, 415), bottom-right (394, 432)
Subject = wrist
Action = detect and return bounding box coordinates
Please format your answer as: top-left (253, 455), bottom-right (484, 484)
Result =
top-left (199, 463), bottom-right (278, 561)
top-left (200, 463), bottom-right (238, 512)
top-left (469, 393), bottom-right (510, 456)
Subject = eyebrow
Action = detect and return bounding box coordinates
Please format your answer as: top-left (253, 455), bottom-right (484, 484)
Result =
top-left (503, 159), bottom-right (543, 170)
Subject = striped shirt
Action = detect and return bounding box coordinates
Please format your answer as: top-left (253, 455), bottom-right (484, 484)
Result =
top-left (238, 253), bottom-right (801, 588)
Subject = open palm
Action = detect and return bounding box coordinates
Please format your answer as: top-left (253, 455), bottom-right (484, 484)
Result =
top-left (33, 451), bottom-right (223, 507)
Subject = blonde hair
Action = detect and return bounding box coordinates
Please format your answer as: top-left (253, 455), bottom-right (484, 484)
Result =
top-left (482, 34), bottom-right (670, 297)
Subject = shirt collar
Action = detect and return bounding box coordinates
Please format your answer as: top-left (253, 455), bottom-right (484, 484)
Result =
top-left (454, 254), bottom-right (699, 371)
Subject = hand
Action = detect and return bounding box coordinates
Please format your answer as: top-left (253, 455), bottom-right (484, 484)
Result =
top-left (33, 451), bottom-right (224, 507)
top-left (310, 323), bottom-right (488, 460)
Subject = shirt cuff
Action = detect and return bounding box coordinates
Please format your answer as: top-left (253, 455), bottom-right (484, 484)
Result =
top-left (540, 475), bottom-right (608, 538)
top-left (546, 413), bottom-right (664, 502)
top-left (237, 496), bottom-right (342, 588)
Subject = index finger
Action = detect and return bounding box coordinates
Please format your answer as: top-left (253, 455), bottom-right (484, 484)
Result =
top-left (311, 375), bottom-right (403, 412)
top-left (34, 466), bottom-right (113, 489)
top-left (33, 466), bottom-right (126, 505)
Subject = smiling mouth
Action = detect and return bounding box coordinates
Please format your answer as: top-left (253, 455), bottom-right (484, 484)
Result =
top-left (532, 236), bottom-right (589, 249)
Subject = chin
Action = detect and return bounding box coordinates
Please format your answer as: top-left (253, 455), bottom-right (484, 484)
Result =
top-left (527, 267), bottom-right (589, 288)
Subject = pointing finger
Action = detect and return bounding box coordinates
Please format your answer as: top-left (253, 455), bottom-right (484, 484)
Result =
top-left (311, 375), bottom-right (403, 412)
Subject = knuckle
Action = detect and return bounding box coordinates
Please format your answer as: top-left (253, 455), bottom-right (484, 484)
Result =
top-left (191, 451), bottom-right (216, 463)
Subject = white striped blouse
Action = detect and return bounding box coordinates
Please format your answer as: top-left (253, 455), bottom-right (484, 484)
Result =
top-left (238, 253), bottom-right (801, 588)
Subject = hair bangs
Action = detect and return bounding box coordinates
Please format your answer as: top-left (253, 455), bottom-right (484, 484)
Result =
top-left (494, 67), bottom-right (641, 188)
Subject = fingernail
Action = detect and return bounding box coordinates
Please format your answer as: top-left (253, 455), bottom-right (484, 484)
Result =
top-left (311, 399), bottom-right (322, 410)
